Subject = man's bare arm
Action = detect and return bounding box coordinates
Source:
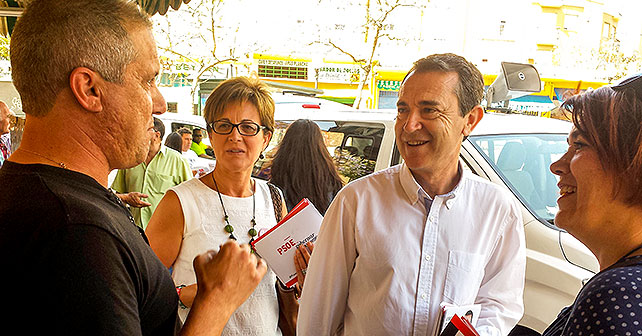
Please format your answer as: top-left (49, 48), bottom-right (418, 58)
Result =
top-left (180, 241), bottom-right (267, 336)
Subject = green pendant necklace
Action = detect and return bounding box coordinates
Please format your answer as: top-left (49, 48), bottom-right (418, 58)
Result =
top-left (212, 175), bottom-right (258, 242)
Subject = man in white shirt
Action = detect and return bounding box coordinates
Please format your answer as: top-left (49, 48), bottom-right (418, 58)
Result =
top-left (297, 53), bottom-right (526, 336)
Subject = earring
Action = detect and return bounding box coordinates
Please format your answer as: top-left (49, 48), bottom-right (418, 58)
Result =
top-left (259, 152), bottom-right (265, 160)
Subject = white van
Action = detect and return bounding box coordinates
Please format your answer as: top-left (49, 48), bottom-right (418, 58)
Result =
top-left (257, 108), bottom-right (597, 335)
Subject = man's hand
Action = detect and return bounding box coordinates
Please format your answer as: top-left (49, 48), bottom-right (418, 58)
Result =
top-left (116, 192), bottom-right (151, 208)
top-left (193, 241), bottom-right (267, 305)
top-left (180, 241), bottom-right (267, 335)
top-left (294, 242), bottom-right (314, 290)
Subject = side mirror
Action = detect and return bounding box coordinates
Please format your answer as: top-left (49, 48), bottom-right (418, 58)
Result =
top-left (486, 62), bottom-right (541, 105)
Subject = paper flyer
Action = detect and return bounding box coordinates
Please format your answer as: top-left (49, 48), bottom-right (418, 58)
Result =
top-left (251, 198), bottom-right (323, 287)
top-left (436, 303), bottom-right (481, 335)
top-left (439, 314), bottom-right (481, 336)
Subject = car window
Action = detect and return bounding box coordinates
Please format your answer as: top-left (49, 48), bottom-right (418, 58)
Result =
top-left (253, 120), bottom-right (385, 183)
top-left (170, 122), bottom-right (200, 133)
top-left (469, 134), bottom-right (567, 224)
top-left (167, 121), bottom-right (214, 158)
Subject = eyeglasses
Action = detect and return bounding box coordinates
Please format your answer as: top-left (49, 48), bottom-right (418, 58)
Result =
top-left (612, 74), bottom-right (642, 99)
top-left (208, 120), bottom-right (267, 136)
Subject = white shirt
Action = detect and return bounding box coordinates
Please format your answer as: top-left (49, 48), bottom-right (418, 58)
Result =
top-left (182, 150), bottom-right (216, 177)
top-left (181, 149), bottom-right (198, 165)
top-left (297, 163), bottom-right (525, 336)
top-left (170, 178), bottom-right (282, 335)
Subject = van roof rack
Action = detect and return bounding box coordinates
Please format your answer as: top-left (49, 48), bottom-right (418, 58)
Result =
top-left (263, 80), bottom-right (324, 96)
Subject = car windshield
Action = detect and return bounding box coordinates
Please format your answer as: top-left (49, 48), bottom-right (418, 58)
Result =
top-left (469, 134), bottom-right (568, 223)
top-left (253, 120), bottom-right (384, 182)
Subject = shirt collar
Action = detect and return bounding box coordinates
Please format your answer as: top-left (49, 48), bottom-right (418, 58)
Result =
top-left (399, 161), bottom-right (465, 209)
top-left (145, 145), bottom-right (166, 166)
top-left (158, 144), bottom-right (168, 156)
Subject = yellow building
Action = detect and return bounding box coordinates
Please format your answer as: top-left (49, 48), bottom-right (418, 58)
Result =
top-left (215, 54), bottom-right (611, 116)
top-left (252, 53), bottom-right (366, 106)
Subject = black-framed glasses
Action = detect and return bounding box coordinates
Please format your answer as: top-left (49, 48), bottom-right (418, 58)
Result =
top-left (208, 120), bottom-right (267, 136)
top-left (612, 73), bottom-right (642, 99)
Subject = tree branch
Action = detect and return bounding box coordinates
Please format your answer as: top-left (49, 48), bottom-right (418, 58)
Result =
top-left (157, 46), bottom-right (200, 64)
top-left (327, 41), bottom-right (367, 64)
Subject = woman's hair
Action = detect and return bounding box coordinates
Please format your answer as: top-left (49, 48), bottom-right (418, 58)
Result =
top-left (269, 119), bottom-right (344, 214)
top-left (164, 132), bottom-right (183, 153)
top-left (561, 85), bottom-right (642, 205)
top-left (203, 77), bottom-right (275, 133)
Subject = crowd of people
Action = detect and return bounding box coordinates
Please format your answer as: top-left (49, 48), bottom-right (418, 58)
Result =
top-left (1, 1), bottom-right (641, 336)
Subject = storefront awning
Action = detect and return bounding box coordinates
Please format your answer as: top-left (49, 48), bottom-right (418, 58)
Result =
top-left (511, 95), bottom-right (553, 104)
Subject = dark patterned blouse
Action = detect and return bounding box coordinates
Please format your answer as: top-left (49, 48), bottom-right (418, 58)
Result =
top-left (542, 256), bottom-right (642, 336)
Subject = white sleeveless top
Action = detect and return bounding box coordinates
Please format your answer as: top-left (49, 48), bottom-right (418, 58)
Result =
top-left (170, 177), bottom-right (282, 336)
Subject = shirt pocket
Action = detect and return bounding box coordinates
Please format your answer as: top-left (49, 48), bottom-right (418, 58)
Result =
top-left (147, 172), bottom-right (176, 194)
top-left (443, 250), bottom-right (485, 305)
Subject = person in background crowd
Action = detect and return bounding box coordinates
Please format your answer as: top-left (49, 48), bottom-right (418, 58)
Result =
top-left (297, 53), bottom-right (526, 336)
top-left (0, 101), bottom-right (14, 167)
top-left (542, 74), bottom-right (642, 336)
top-left (177, 127), bottom-right (200, 174)
top-left (268, 119), bottom-right (345, 290)
top-left (111, 117), bottom-right (192, 229)
top-left (190, 127), bottom-right (214, 159)
top-left (177, 127), bottom-right (198, 160)
top-left (269, 119), bottom-right (343, 215)
top-left (165, 131), bottom-right (184, 153)
top-left (146, 77), bottom-right (303, 336)
top-left (0, 1), bottom-right (266, 334)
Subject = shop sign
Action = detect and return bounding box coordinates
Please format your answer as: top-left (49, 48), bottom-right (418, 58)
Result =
top-left (377, 80), bottom-right (401, 91)
top-left (317, 65), bottom-right (361, 83)
top-left (258, 59), bottom-right (309, 67)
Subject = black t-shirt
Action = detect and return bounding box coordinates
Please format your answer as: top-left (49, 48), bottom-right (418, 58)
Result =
top-left (0, 161), bottom-right (179, 335)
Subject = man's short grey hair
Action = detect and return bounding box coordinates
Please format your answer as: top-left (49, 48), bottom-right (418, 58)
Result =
top-left (10, 0), bottom-right (152, 117)
top-left (176, 127), bottom-right (192, 136)
top-left (404, 53), bottom-right (485, 116)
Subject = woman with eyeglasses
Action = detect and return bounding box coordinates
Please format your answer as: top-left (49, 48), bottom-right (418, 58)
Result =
top-left (146, 77), bottom-right (298, 335)
top-left (542, 74), bottom-right (642, 336)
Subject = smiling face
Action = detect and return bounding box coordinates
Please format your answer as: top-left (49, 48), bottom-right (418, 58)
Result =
top-left (99, 26), bottom-right (166, 169)
top-left (208, 101), bottom-right (271, 175)
top-left (395, 71), bottom-right (482, 180)
top-left (550, 127), bottom-right (614, 235)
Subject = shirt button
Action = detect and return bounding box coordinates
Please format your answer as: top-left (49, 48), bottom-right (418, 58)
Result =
top-left (422, 293), bottom-right (427, 300)
top-left (425, 255), bottom-right (431, 261)
top-left (429, 216), bottom-right (435, 222)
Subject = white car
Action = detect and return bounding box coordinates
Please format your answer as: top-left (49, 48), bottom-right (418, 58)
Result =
top-left (464, 112), bottom-right (597, 333)
top-left (256, 109), bottom-right (598, 334)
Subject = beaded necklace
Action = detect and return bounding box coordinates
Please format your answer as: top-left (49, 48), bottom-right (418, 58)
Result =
top-left (212, 175), bottom-right (257, 243)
